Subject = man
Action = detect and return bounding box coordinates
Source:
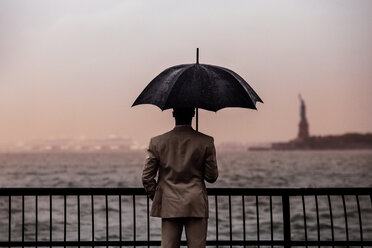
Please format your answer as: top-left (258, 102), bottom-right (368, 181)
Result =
top-left (142, 107), bottom-right (218, 248)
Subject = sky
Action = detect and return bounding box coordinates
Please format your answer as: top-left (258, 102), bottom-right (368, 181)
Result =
top-left (1, 0), bottom-right (372, 146)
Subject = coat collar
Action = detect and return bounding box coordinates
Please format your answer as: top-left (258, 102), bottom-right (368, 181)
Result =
top-left (175, 124), bottom-right (192, 128)
top-left (173, 125), bottom-right (194, 131)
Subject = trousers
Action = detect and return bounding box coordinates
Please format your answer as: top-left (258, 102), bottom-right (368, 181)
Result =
top-left (161, 217), bottom-right (208, 248)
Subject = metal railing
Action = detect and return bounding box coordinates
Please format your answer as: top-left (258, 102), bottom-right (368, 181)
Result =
top-left (0, 187), bottom-right (371, 247)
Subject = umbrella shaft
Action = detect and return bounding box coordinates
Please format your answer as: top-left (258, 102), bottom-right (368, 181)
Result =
top-left (196, 48), bottom-right (199, 64)
top-left (196, 107), bottom-right (198, 132)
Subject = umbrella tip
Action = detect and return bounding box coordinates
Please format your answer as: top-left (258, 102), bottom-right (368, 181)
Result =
top-left (196, 48), bottom-right (199, 64)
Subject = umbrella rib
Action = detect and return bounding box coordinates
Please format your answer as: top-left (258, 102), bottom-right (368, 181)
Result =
top-left (132, 64), bottom-right (193, 110)
top-left (214, 65), bottom-right (263, 107)
top-left (161, 64), bottom-right (195, 110)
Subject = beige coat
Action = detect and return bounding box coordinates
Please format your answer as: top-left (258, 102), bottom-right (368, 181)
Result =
top-left (142, 126), bottom-right (218, 218)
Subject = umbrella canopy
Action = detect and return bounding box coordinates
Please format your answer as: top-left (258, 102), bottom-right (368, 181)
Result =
top-left (132, 63), bottom-right (263, 111)
top-left (132, 49), bottom-right (263, 131)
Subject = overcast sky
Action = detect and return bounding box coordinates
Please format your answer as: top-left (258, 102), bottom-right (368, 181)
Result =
top-left (1, 0), bottom-right (371, 146)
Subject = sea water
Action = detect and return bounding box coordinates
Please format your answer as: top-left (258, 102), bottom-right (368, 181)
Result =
top-left (0, 150), bottom-right (371, 242)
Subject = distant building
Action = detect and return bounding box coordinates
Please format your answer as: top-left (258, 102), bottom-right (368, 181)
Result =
top-left (297, 95), bottom-right (309, 140)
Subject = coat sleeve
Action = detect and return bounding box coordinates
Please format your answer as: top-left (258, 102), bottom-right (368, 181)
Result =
top-left (204, 137), bottom-right (218, 183)
top-left (142, 138), bottom-right (159, 200)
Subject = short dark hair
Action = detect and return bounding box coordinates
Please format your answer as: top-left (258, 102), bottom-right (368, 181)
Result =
top-left (172, 108), bottom-right (195, 119)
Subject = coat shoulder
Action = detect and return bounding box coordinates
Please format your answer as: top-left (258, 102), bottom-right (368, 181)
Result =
top-left (149, 130), bottom-right (173, 144)
top-left (191, 130), bottom-right (214, 144)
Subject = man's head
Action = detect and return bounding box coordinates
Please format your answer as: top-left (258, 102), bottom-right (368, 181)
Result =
top-left (172, 108), bottom-right (195, 125)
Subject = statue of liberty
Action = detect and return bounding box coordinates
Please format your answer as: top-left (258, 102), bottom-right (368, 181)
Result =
top-left (298, 95), bottom-right (309, 140)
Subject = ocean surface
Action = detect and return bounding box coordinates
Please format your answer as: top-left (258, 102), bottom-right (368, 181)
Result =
top-left (0, 150), bottom-right (371, 243)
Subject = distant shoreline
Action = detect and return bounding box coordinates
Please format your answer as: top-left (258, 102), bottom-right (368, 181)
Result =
top-left (250, 133), bottom-right (372, 151)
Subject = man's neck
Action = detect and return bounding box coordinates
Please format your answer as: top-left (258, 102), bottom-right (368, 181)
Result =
top-left (175, 124), bottom-right (191, 127)
top-left (175, 121), bottom-right (192, 126)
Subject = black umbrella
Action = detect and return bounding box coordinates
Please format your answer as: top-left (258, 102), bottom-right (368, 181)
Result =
top-left (132, 48), bottom-right (263, 131)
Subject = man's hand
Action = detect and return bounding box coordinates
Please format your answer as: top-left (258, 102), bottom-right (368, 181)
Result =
top-left (142, 138), bottom-right (159, 199)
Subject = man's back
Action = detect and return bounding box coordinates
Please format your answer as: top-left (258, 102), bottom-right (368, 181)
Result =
top-left (142, 126), bottom-right (218, 218)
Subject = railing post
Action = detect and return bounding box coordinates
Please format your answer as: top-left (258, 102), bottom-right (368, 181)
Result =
top-left (22, 195), bottom-right (24, 248)
top-left (50, 195), bottom-right (52, 248)
top-left (283, 194), bottom-right (291, 248)
top-left (215, 195), bottom-right (218, 248)
top-left (8, 195), bottom-right (11, 247)
top-left (229, 195), bottom-right (232, 248)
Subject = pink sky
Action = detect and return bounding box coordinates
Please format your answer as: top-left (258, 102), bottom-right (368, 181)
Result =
top-left (1, 0), bottom-right (371, 146)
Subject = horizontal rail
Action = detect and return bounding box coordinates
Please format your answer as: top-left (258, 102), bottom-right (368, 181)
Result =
top-left (0, 187), bottom-right (371, 196)
top-left (1, 240), bottom-right (372, 247)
